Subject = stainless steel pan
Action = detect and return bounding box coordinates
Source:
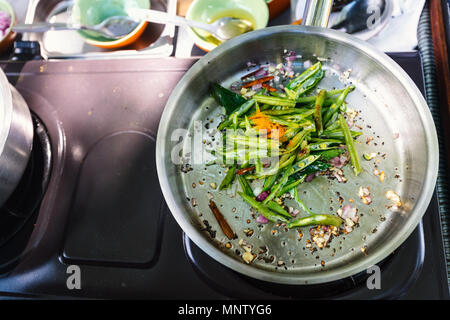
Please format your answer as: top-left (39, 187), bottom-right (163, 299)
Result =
top-left (0, 69), bottom-right (34, 207)
top-left (156, 2), bottom-right (438, 284)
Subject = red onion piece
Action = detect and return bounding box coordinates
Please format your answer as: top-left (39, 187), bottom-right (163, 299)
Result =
top-left (329, 156), bottom-right (342, 167)
top-left (256, 215), bottom-right (269, 224)
top-left (254, 68), bottom-right (268, 77)
top-left (256, 191), bottom-right (270, 202)
top-left (342, 204), bottom-right (358, 223)
top-left (306, 173), bottom-right (316, 182)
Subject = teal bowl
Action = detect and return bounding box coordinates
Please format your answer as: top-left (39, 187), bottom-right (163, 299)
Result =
top-left (71, 0), bottom-right (150, 48)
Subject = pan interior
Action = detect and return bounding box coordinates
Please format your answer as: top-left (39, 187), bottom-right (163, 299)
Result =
top-left (160, 28), bottom-right (435, 283)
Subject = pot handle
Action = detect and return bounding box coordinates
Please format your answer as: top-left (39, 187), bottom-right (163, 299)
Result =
top-left (302, 0), bottom-right (334, 28)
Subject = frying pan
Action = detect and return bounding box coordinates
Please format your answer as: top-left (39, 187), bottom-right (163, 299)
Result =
top-left (156, 1), bottom-right (438, 284)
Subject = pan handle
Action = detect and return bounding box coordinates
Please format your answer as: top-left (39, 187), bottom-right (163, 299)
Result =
top-left (302, 0), bottom-right (334, 28)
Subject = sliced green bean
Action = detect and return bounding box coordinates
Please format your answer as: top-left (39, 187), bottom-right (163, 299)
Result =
top-left (291, 70), bottom-right (325, 100)
top-left (322, 86), bottom-right (352, 126)
top-left (309, 141), bottom-right (339, 151)
top-left (286, 62), bottom-right (322, 90)
top-left (286, 129), bottom-right (310, 153)
top-left (262, 170), bottom-right (281, 192)
top-left (314, 89), bottom-right (326, 135)
top-left (267, 201), bottom-right (292, 219)
top-left (339, 114), bottom-right (362, 176)
top-left (253, 94), bottom-right (296, 107)
top-left (262, 164), bottom-right (293, 205)
top-left (290, 188), bottom-right (343, 228)
top-left (238, 192), bottom-right (289, 223)
top-left (218, 99), bottom-right (256, 130)
top-left (296, 86), bottom-right (355, 104)
top-left (238, 175), bottom-right (254, 197)
top-left (219, 165), bottom-right (236, 190)
top-left (288, 214), bottom-right (343, 228)
top-left (277, 174), bottom-right (306, 196)
top-left (312, 148), bottom-right (344, 161)
top-left (291, 155), bottom-right (321, 174)
top-left (321, 129), bottom-right (363, 140)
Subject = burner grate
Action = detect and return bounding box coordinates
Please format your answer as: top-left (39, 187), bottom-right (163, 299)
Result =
top-left (0, 114), bottom-right (52, 271)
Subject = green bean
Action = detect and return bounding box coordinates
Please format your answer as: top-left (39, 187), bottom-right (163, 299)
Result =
top-left (216, 148), bottom-right (281, 163)
top-left (291, 70), bottom-right (325, 100)
top-left (291, 155), bottom-right (321, 174)
top-left (263, 170), bottom-right (281, 192)
top-left (280, 127), bottom-right (301, 143)
top-left (253, 94), bottom-right (296, 107)
top-left (267, 116), bottom-right (302, 128)
top-left (309, 141), bottom-right (339, 151)
top-left (286, 129), bottom-right (311, 153)
top-left (263, 108), bottom-right (313, 116)
top-left (278, 111), bottom-right (315, 121)
top-left (238, 175), bottom-right (254, 197)
top-left (324, 115), bottom-right (341, 131)
top-left (269, 117), bottom-right (315, 130)
top-left (227, 135), bottom-right (279, 150)
top-left (255, 158), bottom-right (263, 175)
top-left (294, 161), bottom-right (330, 177)
top-left (218, 99), bottom-right (256, 130)
top-left (219, 165), bottom-right (236, 190)
top-left (287, 214), bottom-right (343, 228)
top-left (262, 164), bottom-right (293, 205)
top-left (289, 185), bottom-right (343, 228)
top-left (277, 174), bottom-right (306, 196)
top-left (314, 89), bottom-right (326, 135)
top-left (339, 114), bottom-right (362, 176)
top-left (321, 129), bottom-right (362, 140)
top-left (238, 192), bottom-right (289, 223)
top-left (309, 138), bottom-right (342, 144)
top-left (296, 86), bottom-right (355, 104)
top-left (322, 86), bottom-right (352, 126)
top-left (269, 92), bottom-right (288, 98)
top-left (291, 187), bottom-right (342, 228)
top-left (324, 112), bottom-right (339, 131)
top-left (267, 201), bottom-right (292, 219)
top-left (279, 154), bottom-right (297, 170)
top-left (312, 148), bottom-right (344, 161)
top-left (286, 62), bottom-right (322, 90)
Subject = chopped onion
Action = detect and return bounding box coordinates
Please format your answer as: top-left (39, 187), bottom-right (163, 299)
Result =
top-left (329, 156), bottom-right (342, 168)
top-left (256, 214), bottom-right (269, 224)
top-left (306, 173), bottom-right (316, 182)
top-left (256, 191), bottom-right (270, 202)
top-left (341, 204), bottom-right (358, 223)
top-left (254, 68), bottom-right (268, 77)
top-left (303, 60), bottom-right (312, 68)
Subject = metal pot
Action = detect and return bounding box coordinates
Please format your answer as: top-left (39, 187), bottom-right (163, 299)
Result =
top-left (0, 69), bottom-right (34, 207)
top-left (156, 2), bottom-right (438, 284)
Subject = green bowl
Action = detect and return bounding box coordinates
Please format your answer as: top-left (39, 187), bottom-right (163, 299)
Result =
top-left (71, 0), bottom-right (150, 44)
top-left (186, 0), bottom-right (269, 52)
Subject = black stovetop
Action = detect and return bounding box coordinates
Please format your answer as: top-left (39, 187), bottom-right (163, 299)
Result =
top-left (0, 52), bottom-right (448, 299)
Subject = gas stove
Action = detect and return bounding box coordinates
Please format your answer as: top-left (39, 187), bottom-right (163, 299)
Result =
top-left (0, 52), bottom-right (448, 299)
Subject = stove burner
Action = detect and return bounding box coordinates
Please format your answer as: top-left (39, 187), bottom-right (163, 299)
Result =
top-left (0, 114), bottom-right (52, 271)
top-left (183, 223), bottom-right (425, 299)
